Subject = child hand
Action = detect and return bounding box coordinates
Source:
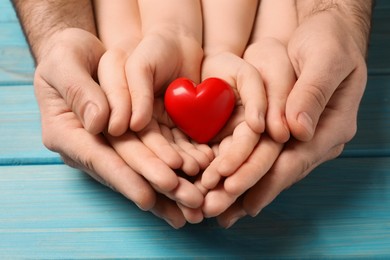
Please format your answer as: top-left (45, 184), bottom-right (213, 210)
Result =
top-left (200, 52), bottom-right (267, 191)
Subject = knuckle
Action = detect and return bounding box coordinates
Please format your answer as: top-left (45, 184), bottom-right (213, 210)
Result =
top-left (344, 124), bottom-right (358, 143)
top-left (41, 132), bottom-right (57, 152)
top-left (302, 82), bottom-right (329, 110)
top-left (60, 154), bottom-right (79, 169)
top-left (330, 144), bottom-right (345, 159)
top-left (64, 82), bottom-right (84, 111)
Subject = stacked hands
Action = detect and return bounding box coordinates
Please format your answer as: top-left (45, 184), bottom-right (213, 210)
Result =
top-left (26, 0), bottom-right (372, 228)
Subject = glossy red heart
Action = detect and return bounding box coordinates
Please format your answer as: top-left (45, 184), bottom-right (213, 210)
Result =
top-left (164, 77), bottom-right (235, 143)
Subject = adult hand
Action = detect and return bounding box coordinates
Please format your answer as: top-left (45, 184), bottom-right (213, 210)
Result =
top-left (216, 8), bottom-right (369, 228)
top-left (34, 28), bottom-right (192, 228)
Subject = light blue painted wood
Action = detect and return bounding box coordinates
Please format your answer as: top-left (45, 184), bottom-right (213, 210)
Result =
top-left (0, 1), bottom-right (19, 23)
top-left (0, 1), bottom-right (35, 86)
top-left (343, 75), bottom-right (390, 156)
top-left (367, 4), bottom-right (390, 75)
top-left (0, 22), bottom-right (35, 85)
top-left (1, 158), bottom-right (390, 258)
top-left (1, 79), bottom-right (389, 164)
top-left (0, 85), bottom-right (61, 165)
top-left (1, 0), bottom-right (390, 258)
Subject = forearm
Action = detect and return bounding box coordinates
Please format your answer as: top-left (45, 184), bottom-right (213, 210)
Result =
top-left (202, 0), bottom-right (258, 56)
top-left (138, 0), bottom-right (202, 43)
top-left (93, 0), bottom-right (141, 48)
top-left (297, 0), bottom-right (373, 54)
top-left (12, 0), bottom-right (96, 62)
top-left (250, 0), bottom-right (297, 46)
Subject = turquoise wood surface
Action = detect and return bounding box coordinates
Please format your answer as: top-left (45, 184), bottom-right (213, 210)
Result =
top-left (1, 0), bottom-right (390, 258)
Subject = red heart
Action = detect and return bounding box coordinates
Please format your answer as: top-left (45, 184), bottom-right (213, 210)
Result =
top-left (164, 77), bottom-right (235, 143)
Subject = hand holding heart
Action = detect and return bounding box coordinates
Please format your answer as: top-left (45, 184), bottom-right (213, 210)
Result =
top-left (161, 53), bottom-right (274, 220)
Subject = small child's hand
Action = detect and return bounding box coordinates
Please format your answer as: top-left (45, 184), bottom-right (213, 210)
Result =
top-left (139, 97), bottom-right (215, 176)
top-left (244, 38), bottom-right (295, 143)
top-left (202, 52), bottom-right (267, 134)
top-left (200, 52), bottom-right (267, 190)
top-left (124, 32), bottom-right (203, 132)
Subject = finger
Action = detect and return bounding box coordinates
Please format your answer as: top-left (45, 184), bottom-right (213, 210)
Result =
top-left (202, 183), bottom-right (237, 218)
top-left (177, 203), bottom-right (204, 224)
top-left (211, 106), bottom-right (245, 143)
top-left (224, 134), bottom-right (283, 195)
top-left (216, 198), bottom-right (246, 229)
top-left (242, 86), bottom-right (362, 217)
top-left (164, 177), bottom-right (204, 209)
top-left (125, 44), bottom-right (155, 132)
top-left (235, 61), bottom-right (267, 134)
top-left (217, 122), bottom-right (260, 176)
top-left (172, 128), bottom-right (213, 170)
top-left (35, 78), bottom-right (156, 210)
top-left (137, 119), bottom-right (183, 169)
top-left (36, 32), bottom-right (109, 134)
top-left (98, 49), bottom-right (132, 136)
top-left (160, 125), bottom-right (200, 176)
top-left (125, 36), bottom-right (179, 132)
top-left (172, 144), bottom-right (200, 176)
top-left (202, 135), bottom-right (282, 217)
top-left (244, 39), bottom-right (294, 143)
top-left (57, 135), bottom-right (156, 211)
top-left (202, 53), bottom-right (266, 134)
top-left (192, 142), bottom-right (215, 162)
top-left (150, 194), bottom-right (186, 229)
top-left (201, 136), bottom-right (233, 189)
top-left (106, 132), bottom-right (179, 192)
top-left (286, 31), bottom-right (356, 141)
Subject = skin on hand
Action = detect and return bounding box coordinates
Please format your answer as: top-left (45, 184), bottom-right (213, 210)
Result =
top-left (243, 0), bottom-right (298, 143)
top-left (203, 134), bottom-right (283, 218)
top-left (33, 28), bottom-right (199, 229)
top-left (200, 0), bottom-right (267, 192)
top-left (94, 0), bottom-right (141, 136)
top-left (216, 5), bottom-right (370, 228)
top-left (285, 10), bottom-right (368, 142)
top-left (95, 0), bottom-right (213, 176)
top-left (15, 0), bottom-right (201, 229)
top-left (33, 29), bottom-right (157, 211)
top-left (127, 0), bottom-right (203, 132)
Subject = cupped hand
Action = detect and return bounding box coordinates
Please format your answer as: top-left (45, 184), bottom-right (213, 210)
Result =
top-left (34, 28), bottom-right (156, 211)
top-left (199, 52), bottom-right (267, 193)
top-left (34, 28), bottom-right (205, 229)
top-left (216, 9), bottom-right (368, 228)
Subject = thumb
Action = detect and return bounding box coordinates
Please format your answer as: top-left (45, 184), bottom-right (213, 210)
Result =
top-left (286, 52), bottom-right (353, 142)
top-left (36, 35), bottom-right (110, 135)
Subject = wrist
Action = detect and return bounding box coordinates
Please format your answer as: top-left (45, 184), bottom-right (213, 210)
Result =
top-left (12, 0), bottom-right (97, 63)
top-left (35, 28), bottom-right (103, 65)
top-left (297, 0), bottom-right (373, 56)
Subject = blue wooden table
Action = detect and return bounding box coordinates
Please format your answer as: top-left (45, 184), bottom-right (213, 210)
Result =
top-left (1, 0), bottom-right (390, 258)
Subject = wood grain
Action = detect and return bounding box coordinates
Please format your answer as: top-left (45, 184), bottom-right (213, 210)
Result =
top-left (1, 0), bottom-right (390, 258)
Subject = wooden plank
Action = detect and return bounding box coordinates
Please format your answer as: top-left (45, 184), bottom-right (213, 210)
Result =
top-left (0, 0), bottom-right (19, 23)
top-left (0, 158), bottom-right (390, 258)
top-left (0, 0), bottom-right (35, 86)
top-left (367, 3), bottom-right (390, 75)
top-left (0, 22), bottom-right (35, 86)
top-left (0, 73), bottom-right (390, 163)
top-left (343, 75), bottom-right (390, 156)
top-left (0, 0), bottom-right (389, 83)
top-left (0, 85), bottom-right (60, 165)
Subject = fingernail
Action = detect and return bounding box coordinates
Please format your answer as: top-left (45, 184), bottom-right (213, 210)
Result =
top-left (225, 216), bottom-right (241, 229)
top-left (250, 209), bottom-right (262, 218)
top-left (297, 112), bottom-right (314, 136)
top-left (84, 103), bottom-right (98, 131)
top-left (165, 218), bottom-right (179, 229)
top-left (225, 210), bottom-right (247, 229)
top-left (164, 217), bottom-right (187, 229)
